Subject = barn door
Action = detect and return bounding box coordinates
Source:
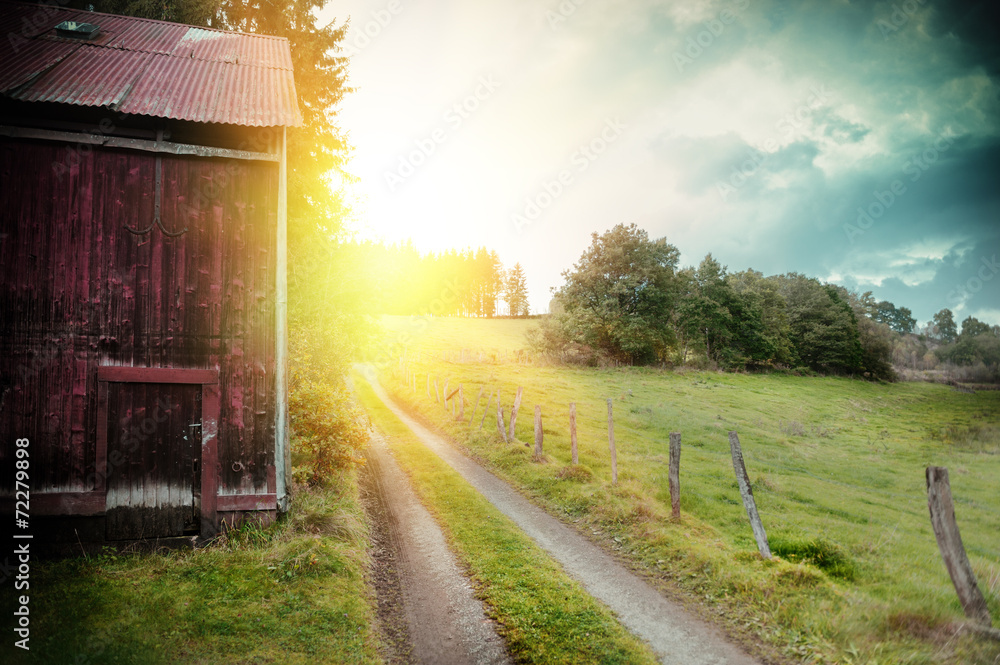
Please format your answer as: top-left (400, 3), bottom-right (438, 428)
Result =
top-left (104, 382), bottom-right (203, 540)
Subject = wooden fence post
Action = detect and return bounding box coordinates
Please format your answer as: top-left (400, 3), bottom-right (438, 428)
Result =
top-left (496, 401), bottom-right (508, 443)
top-left (458, 384), bottom-right (464, 420)
top-left (509, 386), bottom-right (524, 441)
top-left (443, 379), bottom-right (450, 409)
top-left (607, 398), bottom-right (618, 486)
top-left (534, 405), bottom-right (543, 461)
top-left (480, 391), bottom-right (492, 430)
top-left (569, 402), bottom-right (578, 465)
top-left (669, 432), bottom-right (681, 520)
top-left (469, 385), bottom-right (484, 425)
top-left (728, 432), bottom-right (771, 559)
top-left (926, 466), bottom-right (992, 626)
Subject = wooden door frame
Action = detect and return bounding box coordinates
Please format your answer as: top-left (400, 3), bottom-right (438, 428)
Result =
top-left (97, 367), bottom-right (220, 539)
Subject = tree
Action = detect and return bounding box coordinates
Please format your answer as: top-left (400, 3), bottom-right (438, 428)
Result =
top-left (505, 264), bottom-right (530, 317)
top-left (932, 308), bottom-right (958, 342)
top-left (552, 223), bottom-right (680, 364)
top-left (74, 0), bottom-right (218, 25)
top-left (960, 316), bottom-right (992, 338)
top-left (874, 300), bottom-right (916, 333)
top-left (730, 270), bottom-right (794, 367)
top-left (675, 255), bottom-right (776, 368)
top-left (772, 274), bottom-right (863, 374)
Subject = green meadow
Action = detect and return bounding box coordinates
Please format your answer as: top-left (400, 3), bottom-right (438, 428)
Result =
top-left (4, 471), bottom-right (380, 665)
top-left (377, 314), bottom-right (1000, 664)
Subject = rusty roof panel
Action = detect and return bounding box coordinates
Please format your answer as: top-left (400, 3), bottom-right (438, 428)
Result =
top-left (0, 0), bottom-right (301, 127)
top-left (10, 46), bottom-right (151, 108)
top-left (117, 54), bottom-right (299, 126)
top-left (171, 27), bottom-right (293, 69)
top-left (101, 16), bottom-right (189, 54)
top-left (0, 37), bottom-right (81, 91)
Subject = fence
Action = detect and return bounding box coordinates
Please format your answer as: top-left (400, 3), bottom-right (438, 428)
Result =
top-left (388, 360), bottom-right (999, 632)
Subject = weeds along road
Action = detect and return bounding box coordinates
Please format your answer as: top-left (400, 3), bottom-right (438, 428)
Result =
top-left (356, 366), bottom-right (762, 665)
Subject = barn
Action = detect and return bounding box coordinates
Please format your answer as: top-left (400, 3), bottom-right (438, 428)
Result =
top-left (0, 0), bottom-right (300, 546)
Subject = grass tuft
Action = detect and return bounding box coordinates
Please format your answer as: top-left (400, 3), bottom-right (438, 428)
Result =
top-left (769, 536), bottom-right (857, 581)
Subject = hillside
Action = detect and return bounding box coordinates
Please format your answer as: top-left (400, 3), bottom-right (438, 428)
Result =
top-left (376, 314), bottom-right (1000, 664)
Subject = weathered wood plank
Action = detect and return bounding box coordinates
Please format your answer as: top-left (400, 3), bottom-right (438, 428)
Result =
top-left (217, 493), bottom-right (278, 511)
top-left (98, 367), bottom-right (219, 384)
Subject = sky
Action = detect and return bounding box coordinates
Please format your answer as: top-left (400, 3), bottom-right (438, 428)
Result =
top-left (317, 0), bottom-right (1000, 326)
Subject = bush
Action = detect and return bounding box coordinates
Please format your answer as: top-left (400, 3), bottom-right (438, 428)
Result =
top-left (289, 380), bottom-right (370, 486)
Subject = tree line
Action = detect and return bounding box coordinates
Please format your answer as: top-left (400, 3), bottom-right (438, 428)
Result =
top-left (529, 224), bottom-right (999, 381)
top-left (347, 241), bottom-right (530, 317)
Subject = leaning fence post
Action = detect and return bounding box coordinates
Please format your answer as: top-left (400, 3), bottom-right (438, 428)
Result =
top-left (509, 386), bottom-right (524, 441)
top-left (443, 379), bottom-right (450, 410)
top-left (534, 405), bottom-right (543, 461)
top-left (728, 431), bottom-right (771, 559)
top-left (607, 398), bottom-right (618, 486)
top-left (469, 385), bottom-right (484, 424)
top-left (496, 400), bottom-right (508, 443)
top-left (669, 432), bottom-right (681, 521)
top-left (458, 384), bottom-right (464, 420)
top-left (569, 402), bottom-right (578, 465)
top-left (926, 466), bottom-right (992, 626)
top-left (480, 391), bottom-right (493, 430)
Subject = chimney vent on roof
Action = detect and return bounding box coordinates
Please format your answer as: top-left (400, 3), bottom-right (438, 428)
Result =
top-left (55, 21), bottom-right (100, 40)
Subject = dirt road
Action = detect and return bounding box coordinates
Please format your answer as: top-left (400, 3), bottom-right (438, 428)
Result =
top-left (363, 426), bottom-right (511, 665)
top-left (360, 367), bottom-right (762, 665)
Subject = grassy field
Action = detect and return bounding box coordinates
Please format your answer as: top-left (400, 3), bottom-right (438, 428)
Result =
top-left (377, 315), bottom-right (1000, 665)
top-left (4, 470), bottom-right (381, 665)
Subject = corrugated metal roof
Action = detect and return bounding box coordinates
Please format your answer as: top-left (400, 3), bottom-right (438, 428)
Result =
top-left (0, 0), bottom-right (301, 127)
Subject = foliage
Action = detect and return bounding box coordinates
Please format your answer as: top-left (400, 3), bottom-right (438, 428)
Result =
top-left (772, 275), bottom-right (863, 375)
top-left (533, 228), bottom-right (902, 379)
top-left (551, 223), bottom-right (680, 364)
top-left (289, 379), bottom-right (370, 485)
top-left (337, 241), bottom-right (521, 317)
top-left (676, 257), bottom-right (779, 368)
top-left (935, 332), bottom-right (1000, 370)
top-left (961, 315), bottom-right (993, 338)
top-left (932, 308), bottom-right (958, 342)
top-left (505, 263), bottom-right (530, 317)
top-left (873, 299), bottom-right (916, 333)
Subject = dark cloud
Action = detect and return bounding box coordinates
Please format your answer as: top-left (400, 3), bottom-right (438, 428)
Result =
top-left (925, 0), bottom-right (1000, 77)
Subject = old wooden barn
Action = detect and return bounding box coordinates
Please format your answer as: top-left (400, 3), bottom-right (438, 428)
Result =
top-left (0, 0), bottom-right (300, 545)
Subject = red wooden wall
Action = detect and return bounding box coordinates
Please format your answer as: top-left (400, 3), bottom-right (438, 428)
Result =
top-left (0, 136), bottom-right (278, 507)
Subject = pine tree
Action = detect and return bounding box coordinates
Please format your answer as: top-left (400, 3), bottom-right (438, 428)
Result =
top-left (505, 264), bottom-right (529, 317)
